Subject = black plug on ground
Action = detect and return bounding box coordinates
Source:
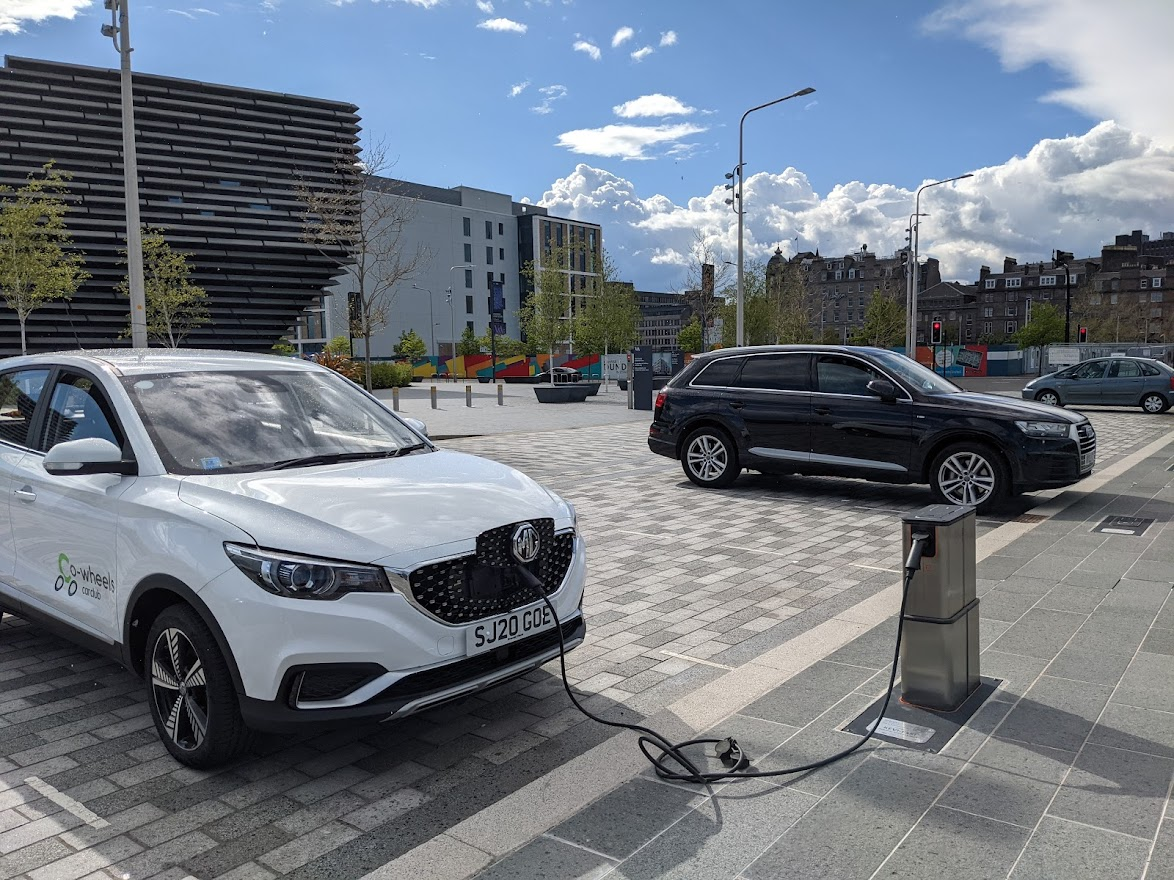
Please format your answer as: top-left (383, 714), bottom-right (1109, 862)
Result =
top-left (714, 737), bottom-right (750, 771)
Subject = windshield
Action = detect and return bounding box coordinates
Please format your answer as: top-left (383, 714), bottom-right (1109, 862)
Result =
top-left (123, 369), bottom-right (426, 475)
top-left (870, 351), bottom-right (962, 395)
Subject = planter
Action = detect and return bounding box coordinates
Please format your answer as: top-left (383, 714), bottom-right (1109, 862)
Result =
top-left (581, 382), bottom-right (602, 397)
top-left (617, 379), bottom-right (628, 392)
top-left (534, 384), bottom-right (591, 403)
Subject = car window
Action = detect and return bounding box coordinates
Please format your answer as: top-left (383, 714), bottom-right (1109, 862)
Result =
top-left (691, 357), bottom-right (745, 388)
top-left (1109, 360), bottom-right (1141, 379)
top-left (0, 369), bottom-right (51, 449)
top-left (38, 373), bottom-right (125, 453)
top-left (816, 356), bottom-right (886, 397)
top-left (735, 354), bottom-right (810, 392)
top-left (1139, 362), bottom-right (1162, 377)
top-left (1070, 361), bottom-right (1107, 379)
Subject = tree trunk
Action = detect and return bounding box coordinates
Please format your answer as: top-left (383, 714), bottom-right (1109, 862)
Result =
top-left (363, 311), bottom-right (373, 391)
top-left (18, 315), bottom-right (27, 356)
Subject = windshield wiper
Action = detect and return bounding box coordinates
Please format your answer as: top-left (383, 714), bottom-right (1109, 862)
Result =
top-left (263, 450), bottom-right (404, 471)
top-left (392, 443), bottom-right (428, 457)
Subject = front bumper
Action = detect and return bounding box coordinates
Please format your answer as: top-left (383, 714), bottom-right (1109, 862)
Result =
top-left (1011, 426), bottom-right (1095, 490)
top-left (239, 615), bottom-right (586, 731)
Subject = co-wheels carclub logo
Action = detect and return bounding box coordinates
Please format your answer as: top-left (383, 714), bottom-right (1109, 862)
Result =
top-left (55, 553), bottom-right (115, 600)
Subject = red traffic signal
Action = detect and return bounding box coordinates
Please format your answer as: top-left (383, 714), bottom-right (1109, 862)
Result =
top-left (930, 320), bottom-right (943, 345)
top-left (1078, 326), bottom-right (1088, 343)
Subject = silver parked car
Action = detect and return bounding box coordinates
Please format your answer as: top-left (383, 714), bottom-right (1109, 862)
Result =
top-left (1023, 356), bottom-right (1174, 413)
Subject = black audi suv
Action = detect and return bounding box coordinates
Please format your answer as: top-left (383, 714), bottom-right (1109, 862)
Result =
top-left (648, 346), bottom-right (1095, 512)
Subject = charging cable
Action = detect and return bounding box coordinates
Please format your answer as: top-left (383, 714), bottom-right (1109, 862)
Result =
top-left (517, 529), bottom-right (934, 784)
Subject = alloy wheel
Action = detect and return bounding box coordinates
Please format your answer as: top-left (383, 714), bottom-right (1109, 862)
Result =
top-left (937, 451), bottom-right (997, 507)
top-left (686, 434), bottom-right (728, 482)
top-left (150, 628), bottom-right (209, 752)
top-left (1037, 391), bottom-right (1060, 407)
top-left (1142, 394), bottom-right (1165, 414)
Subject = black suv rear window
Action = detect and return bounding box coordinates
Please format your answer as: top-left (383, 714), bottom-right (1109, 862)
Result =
top-left (692, 357), bottom-right (745, 387)
top-left (736, 354), bottom-right (811, 392)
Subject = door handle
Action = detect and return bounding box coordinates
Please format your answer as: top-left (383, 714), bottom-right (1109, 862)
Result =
top-left (814, 406), bottom-right (831, 416)
top-left (729, 402), bottom-right (744, 410)
top-left (14, 488), bottom-right (36, 502)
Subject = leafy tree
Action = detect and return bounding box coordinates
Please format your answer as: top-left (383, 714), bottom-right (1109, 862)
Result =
top-left (520, 244), bottom-right (574, 382)
top-left (769, 259), bottom-right (812, 344)
top-left (299, 138), bottom-right (429, 390)
top-left (675, 231), bottom-right (731, 351)
top-left (718, 259), bottom-right (775, 346)
top-left (477, 331), bottom-right (525, 358)
top-left (0, 163), bottom-right (89, 354)
top-left (852, 290), bottom-right (906, 347)
top-left (677, 317), bottom-right (703, 353)
top-left (457, 325), bottom-right (480, 356)
top-left (116, 228), bottom-right (209, 348)
top-left (393, 328), bottom-right (427, 360)
top-left (1013, 302), bottom-right (1065, 350)
top-left (572, 250), bottom-right (640, 367)
top-left (324, 335), bottom-right (352, 356)
top-left (271, 337), bottom-right (297, 356)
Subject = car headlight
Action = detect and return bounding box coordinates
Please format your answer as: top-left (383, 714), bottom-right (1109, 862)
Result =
top-left (224, 544), bottom-right (393, 600)
top-left (1014, 420), bottom-right (1070, 438)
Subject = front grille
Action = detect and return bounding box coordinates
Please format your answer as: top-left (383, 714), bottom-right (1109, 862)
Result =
top-left (408, 522), bottom-right (576, 624)
top-left (288, 664), bottom-right (385, 706)
top-left (374, 616), bottom-right (584, 704)
top-left (1077, 423), bottom-right (1096, 464)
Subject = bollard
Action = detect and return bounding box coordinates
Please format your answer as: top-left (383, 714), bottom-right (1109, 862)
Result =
top-left (497, 384), bottom-right (504, 406)
top-left (430, 385), bottom-right (437, 409)
top-left (391, 387), bottom-right (399, 411)
top-left (900, 504), bottom-right (979, 711)
top-left (466, 385), bottom-right (472, 407)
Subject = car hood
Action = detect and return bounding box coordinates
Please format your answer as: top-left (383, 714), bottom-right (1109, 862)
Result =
top-left (1023, 371), bottom-right (1062, 388)
top-left (928, 391), bottom-right (1086, 423)
top-left (177, 449), bottom-right (567, 565)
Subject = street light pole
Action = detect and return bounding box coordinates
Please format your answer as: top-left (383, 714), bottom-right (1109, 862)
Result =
top-left (1053, 250), bottom-right (1073, 343)
top-left (447, 265), bottom-right (472, 378)
top-left (734, 87), bottom-right (815, 347)
top-left (411, 284), bottom-right (435, 366)
top-left (102, 0), bottom-right (147, 348)
top-left (907, 173), bottom-right (973, 357)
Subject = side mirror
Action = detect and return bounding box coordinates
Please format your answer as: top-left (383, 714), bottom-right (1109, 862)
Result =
top-left (43, 438), bottom-right (137, 476)
top-left (866, 378), bottom-right (899, 402)
top-left (401, 417), bottom-right (428, 438)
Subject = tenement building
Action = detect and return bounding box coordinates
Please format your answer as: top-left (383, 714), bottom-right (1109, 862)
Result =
top-left (0, 56), bottom-right (359, 354)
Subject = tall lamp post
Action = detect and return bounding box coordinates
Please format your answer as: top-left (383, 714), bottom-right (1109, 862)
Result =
top-left (906, 174), bottom-right (973, 357)
top-left (446, 264), bottom-right (473, 378)
top-left (731, 86), bottom-right (815, 347)
top-left (411, 284), bottom-right (435, 367)
top-left (1053, 250), bottom-right (1073, 343)
top-left (102, 0), bottom-right (147, 348)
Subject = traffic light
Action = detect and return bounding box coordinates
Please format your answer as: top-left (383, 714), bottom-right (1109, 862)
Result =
top-left (1079, 326), bottom-right (1088, 343)
top-left (930, 320), bottom-right (943, 345)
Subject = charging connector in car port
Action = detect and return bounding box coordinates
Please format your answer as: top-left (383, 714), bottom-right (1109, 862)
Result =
top-left (515, 526), bottom-right (936, 785)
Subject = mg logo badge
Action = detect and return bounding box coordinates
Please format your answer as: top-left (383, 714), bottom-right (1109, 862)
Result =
top-left (511, 523), bottom-right (540, 564)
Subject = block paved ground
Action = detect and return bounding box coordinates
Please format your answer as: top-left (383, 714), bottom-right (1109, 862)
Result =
top-left (0, 403), bottom-right (1170, 880)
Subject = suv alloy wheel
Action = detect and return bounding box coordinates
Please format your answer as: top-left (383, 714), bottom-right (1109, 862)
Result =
top-left (682, 426), bottom-right (739, 488)
top-left (930, 443), bottom-right (1008, 512)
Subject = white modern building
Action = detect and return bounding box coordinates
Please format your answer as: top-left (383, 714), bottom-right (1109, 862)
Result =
top-left (297, 177), bottom-right (602, 360)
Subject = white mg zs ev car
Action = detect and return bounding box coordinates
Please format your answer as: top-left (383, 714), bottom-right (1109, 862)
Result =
top-left (0, 351), bottom-right (585, 767)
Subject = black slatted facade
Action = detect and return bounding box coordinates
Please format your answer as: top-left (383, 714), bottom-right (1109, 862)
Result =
top-left (0, 56), bottom-right (359, 355)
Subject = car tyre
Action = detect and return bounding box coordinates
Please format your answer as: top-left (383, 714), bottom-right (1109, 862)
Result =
top-left (1034, 390), bottom-right (1062, 407)
top-left (681, 426), bottom-right (739, 489)
top-left (929, 442), bottom-right (1009, 513)
top-left (1140, 392), bottom-right (1169, 414)
top-left (146, 604), bottom-right (251, 768)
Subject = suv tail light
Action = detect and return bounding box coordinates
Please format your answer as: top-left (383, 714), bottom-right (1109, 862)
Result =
top-left (654, 391), bottom-right (666, 413)
top-left (1170, 376), bottom-right (1174, 392)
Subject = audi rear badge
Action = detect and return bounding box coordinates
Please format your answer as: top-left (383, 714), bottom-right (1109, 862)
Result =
top-left (511, 523), bottom-right (540, 564)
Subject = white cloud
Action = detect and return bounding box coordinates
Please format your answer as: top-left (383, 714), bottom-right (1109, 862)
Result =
top-left (476, 0), bottom-right (494, 12)
top-left (555, 122), bottom-right (707, 160)
top-left (508, 80), bottom-right (530, 98)
top-left (531, 84), bottom-right (568, 115)
top-left (477, 16), bottom-right (526, 33)
top-left (611, 26), bottom-right (633, 47)
top-left (613, 94), bottom-right (695, 118)
top-left (573, 40), bottom-right (600, 60)
top-left (630, 45), bottom-right (653, 62)
top-left (537, 123), bottom-right (1174, 290)
top-left (659, 30), bottom-right (677, 46)
top-left (0, 0), bottom-right (92, 34)
top-left (925, 0), bottom-right (1174, 146)
top-left (168, 9), bottom-right (196, 19)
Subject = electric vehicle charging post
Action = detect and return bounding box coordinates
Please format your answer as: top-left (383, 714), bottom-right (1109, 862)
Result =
top-left (899, 504), bottom-right (980, 711)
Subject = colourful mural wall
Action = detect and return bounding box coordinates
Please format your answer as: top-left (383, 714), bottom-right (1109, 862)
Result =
top-left (404, 354), bottom-right (603, 380)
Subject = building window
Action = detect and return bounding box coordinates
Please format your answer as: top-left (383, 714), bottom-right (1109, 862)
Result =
top-left (464, 269), bottom-right (473, 288)
top-left (486, 247), bottom-right (493, 265)
top-left (983, 321), bottom-right (993, 335)
top-left (464, 243), bottom-right (472, 263)
top-left (1153, 291), bottom-right (1164, 303)
top-left (985, 279), bottom-right (996, 289)
top-left (835, 270), bottom-right (843, 280)
top-left (555, 225), bottom-right (564, 248)
top-left (1006, 321), bottom-right (1016, 334)
top-left (1153, 278), bottom-right (1163, 288)
top-left (499, 272), bottom-right (505, 283)
top-left (218, 179), bottom-right (241, 187)
top-left (1110, 293), bottom-right (1119, 304)
top-left (983, 307), bottom-right (993, 318)
top-left (499, 247), bottom-right (505, 261)
top-left (1006, 277), bottom-right (1021, 288)
top-left (1141, 279), bottom-right (1149, 288)
top-left (463, 217), bottom-right (471, 237)
top-left (1040, 275), bottom-right (1056, 286)
top-left (498, 222), bottom-right (504, 236)
top-left (485, 220), bottom-right (492, 239)
top-left (467, 320), bottom-right (475, 333)
top-left (486, 271), bottom-right (493, 290)
top-left (858, 283), bottom-right (865, 293)
top-left (1006, 305), bottom-right (1017, 316)
top-left (465, 295), bottom-right (473, 314)
top-left (1007, 291), bottom-right (1017, 302)
top-left (1151, 307), bottom-right (1163, 318)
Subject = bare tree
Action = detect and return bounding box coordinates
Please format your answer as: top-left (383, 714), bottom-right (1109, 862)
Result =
top-left (298, 139), bottom-right (429, 390)
top-left (674, 231), bottom-right (732, 351)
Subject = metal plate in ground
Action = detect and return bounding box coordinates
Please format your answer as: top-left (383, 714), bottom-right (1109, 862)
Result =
top-left (843, 677), bottom-right (1002, 753)
top-left (1092, 516), bottom-right (1155, 537)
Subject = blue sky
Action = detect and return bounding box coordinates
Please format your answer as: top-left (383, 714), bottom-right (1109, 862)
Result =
top-left (4, 0), bottom-right (1173, 289)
